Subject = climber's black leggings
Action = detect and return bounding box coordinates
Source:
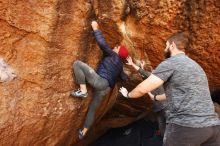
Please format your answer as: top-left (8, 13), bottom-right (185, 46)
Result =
top-left (73, 60), bottom-right (110, 129)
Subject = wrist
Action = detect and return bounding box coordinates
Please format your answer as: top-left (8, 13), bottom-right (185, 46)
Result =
top-left (131, 63), bottom-right (135, 67)
top-left (133, 64), bottom-right (140, 70)
top-left (93, 27), bottom-right (98, 31)
top-left (154, 94), bottom-right (158, 101)
top-left (127, 92), bottom-right (131, 98)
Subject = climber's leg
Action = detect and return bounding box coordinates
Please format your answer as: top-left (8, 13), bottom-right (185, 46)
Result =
top-left (83, 89), bottom-right (109, 128)
top-left (156, 110), bottom-right (166, 137)
top-left (71, 60), bottom-right (100, 97)
top-left (83, 77), bottom-right (110, 129)
top-left (79, 87), bottom-right (110, 139)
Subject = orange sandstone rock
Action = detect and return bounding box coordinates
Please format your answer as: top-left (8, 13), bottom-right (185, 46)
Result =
top-left (0, 0), bottom-right (219, 145)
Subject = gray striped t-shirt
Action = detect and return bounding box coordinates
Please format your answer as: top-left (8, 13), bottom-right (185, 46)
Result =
top-left (153, 53), bottom-right (220, 128)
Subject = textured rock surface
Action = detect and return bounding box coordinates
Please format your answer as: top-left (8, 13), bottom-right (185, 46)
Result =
top-left (0, 0), bottom-right (219, 146)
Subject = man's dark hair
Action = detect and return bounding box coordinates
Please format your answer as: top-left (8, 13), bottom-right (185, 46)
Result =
top-left (167, 32), bottom-right (189, 51)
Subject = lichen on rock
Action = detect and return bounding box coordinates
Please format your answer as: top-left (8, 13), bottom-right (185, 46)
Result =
top-left (0, 58), bottom-right (16, 82)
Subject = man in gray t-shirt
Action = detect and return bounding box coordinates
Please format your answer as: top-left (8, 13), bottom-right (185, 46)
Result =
top-left (153, 54), bottom-right (219, 128)
top-left (120, 32), bottom-right (220, 146)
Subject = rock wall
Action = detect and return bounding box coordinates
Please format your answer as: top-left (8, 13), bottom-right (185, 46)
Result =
top-left (0, 0), bottom-right (219, 146)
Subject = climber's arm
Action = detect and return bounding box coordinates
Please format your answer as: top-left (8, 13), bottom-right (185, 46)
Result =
top-left (126, 57), bottom-right (151, 80)
top-left (138, 68), bottom-right (151, 80)
top-left (91, 21), bottom-right (114, 56)
top-left (128, 74), bottom-right (164, 98)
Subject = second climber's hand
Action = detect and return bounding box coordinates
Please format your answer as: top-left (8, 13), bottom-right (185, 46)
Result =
top-left (91, 21), bottom-right (98, 31)
top-left (119, 87), bottom-right (129, 98)
top-left (140, 60), bottom-right (146, 69)
top-left (147, 92), bottom-right (154, 100)
top-left (126, 56), bottom-right (133, 66)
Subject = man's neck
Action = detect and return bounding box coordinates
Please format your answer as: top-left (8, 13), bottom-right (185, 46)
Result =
top-left (171, 50), bottom-right (185, 57)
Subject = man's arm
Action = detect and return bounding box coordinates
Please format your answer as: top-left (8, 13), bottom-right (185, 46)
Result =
top-left (119, 74), bottom-right (165, 101)
top-left (120, 60), bottom-right (173, 100)
top-left (91, 21), bottom-right (114, 56)
top-left (148, 92), bottom-right (166, 101)
top-left (125, 60), bottom-right (174, 98)
top-left (127, 74), bottom-right (164, 98)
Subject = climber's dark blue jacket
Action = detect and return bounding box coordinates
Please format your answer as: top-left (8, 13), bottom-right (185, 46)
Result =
top-left (94, 30), bottom-right (127, 88)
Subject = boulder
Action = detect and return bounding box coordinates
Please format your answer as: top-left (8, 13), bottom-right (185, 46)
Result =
top-left (0, 0), bottom-right (220, 145)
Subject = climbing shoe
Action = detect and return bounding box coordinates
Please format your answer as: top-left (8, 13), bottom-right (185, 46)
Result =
top-left (70, 89), bottom-right (88, 98)
top-left (78, 129), bottom-right (85, 140)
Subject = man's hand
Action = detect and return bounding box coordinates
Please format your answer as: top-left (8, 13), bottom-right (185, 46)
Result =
top-left (126, 56), bottom-right (134, 66)
top-left (119, 87), bottom-right (129, 98)
top-left (91, 21), bottom-right (98, 31)
top-left (140, 60), bottom-right (146, 69)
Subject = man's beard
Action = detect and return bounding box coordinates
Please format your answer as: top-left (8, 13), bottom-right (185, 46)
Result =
top-left (164, 50), bottom-right (171, 59)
